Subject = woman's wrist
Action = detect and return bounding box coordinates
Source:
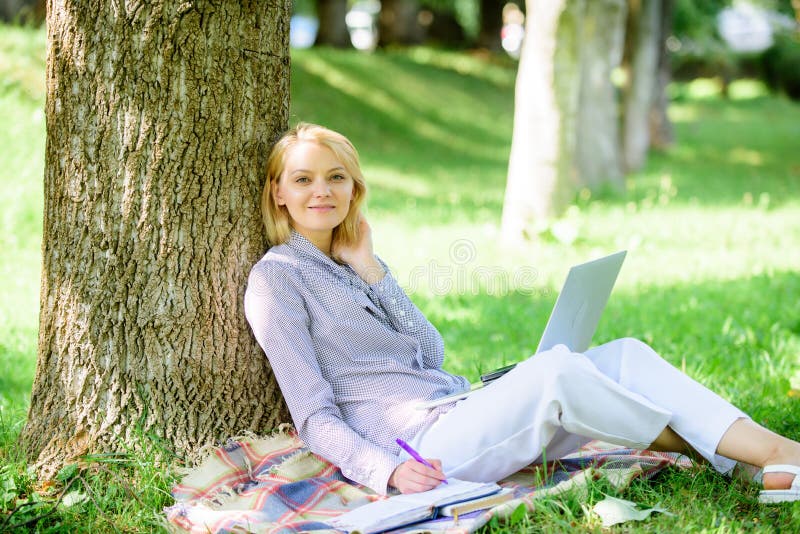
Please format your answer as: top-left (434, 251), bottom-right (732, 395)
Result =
top-left (350, 256), bottom-right (386, 285)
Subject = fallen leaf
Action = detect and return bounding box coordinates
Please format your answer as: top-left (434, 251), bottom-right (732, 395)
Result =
top-left (61, 490), bottom-right (88, 507)
top-left (592, 495), bottom-right (673, 527)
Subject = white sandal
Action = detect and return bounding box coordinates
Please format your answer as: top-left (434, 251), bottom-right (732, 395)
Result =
top-left (758, 464), bottom-right (800, 503)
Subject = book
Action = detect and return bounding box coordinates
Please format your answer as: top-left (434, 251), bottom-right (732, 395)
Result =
top-left (480, 364), bottom-right (517, 385)
top-left (328, 479), bottom-right (501, 533)
top-left (414, 364), bottom-right (519, 410)
top-left (438, 488), bottom-right (514, 519)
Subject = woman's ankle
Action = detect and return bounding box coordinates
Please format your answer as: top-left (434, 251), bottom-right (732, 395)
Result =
top-left (760, 441), bottom-right (800, 489)
top-left (761, 438), bottom-right (800, 466)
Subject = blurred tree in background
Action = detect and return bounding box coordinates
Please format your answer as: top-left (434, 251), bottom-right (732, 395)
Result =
top-left (650, 0), bottom-right (675, 149)
top-left (477, 0), bottom-right (505, 51)
top-left (671, 0), bottom-right (799, 99)
top-left (315, 0), bottom-right (352, 47)
top-left (421, 0), bottom-right (470, 47)
top-left (0, 0), bottom-right (43, 24)
top-left (622, 0), bottom-right (663, 173)
top-left (502, 0), bottom-right (798, 238)
top-left (503, 0), bottom-right (671, 235)
top-left (379, 0), bottom-right (425, 45)
top-left (577, 0), bottom-right (627, 190)
top-left (503, 0), bottom-right (586, 236)
top-left (671, 0), bottom-right (732, 81)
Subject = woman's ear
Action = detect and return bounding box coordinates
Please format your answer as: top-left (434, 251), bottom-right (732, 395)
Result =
top-left (272, 180), bottom-right (285, 206)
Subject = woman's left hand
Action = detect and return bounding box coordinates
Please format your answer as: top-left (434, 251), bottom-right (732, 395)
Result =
top-left (333, 216), bottom-right (386, 284)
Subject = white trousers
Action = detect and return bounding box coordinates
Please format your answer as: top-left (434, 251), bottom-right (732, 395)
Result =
top-left (408, 338), bottom-right (746, 482)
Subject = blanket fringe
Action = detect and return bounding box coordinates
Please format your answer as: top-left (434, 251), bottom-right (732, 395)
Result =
top-left (185, 424), bottom-right (299, 471)
top-left (270, 449), bottom-right (324, 479)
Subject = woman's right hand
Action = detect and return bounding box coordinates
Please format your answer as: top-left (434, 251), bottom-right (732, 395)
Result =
top-left (332, 215), bottom-right (385, 284)
top-left (389, 459), bottom-right (447, 494)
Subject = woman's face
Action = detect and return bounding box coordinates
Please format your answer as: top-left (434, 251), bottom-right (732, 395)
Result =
top-left (274, 141), bottom-right (354, 248)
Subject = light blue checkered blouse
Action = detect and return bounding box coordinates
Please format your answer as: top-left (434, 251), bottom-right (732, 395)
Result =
top-left (244, 231), bottom-right (469, 494)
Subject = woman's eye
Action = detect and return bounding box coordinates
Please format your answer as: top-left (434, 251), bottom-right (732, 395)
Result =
top-left (331, 174), bottom-right (346, 181)
top-left (295, 176), bottom-right (310, 183)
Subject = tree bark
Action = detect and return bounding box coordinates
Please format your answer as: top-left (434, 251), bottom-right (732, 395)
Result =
top-left (378, 0), bottom-right (423, 46)
top-left (477, 0), bottom-right (505, 52)
top-left (576, 0), bottom-right (626, 190)
top-left (621, 0), bottom-right (661, 172)
top-left (648, 0), bottom-right (674, 150)
top-left (21, 0), bottom-right (291, 478)
top-left (315, 0), bottom-right (352, 48)
top-left (502, 0), bottom-right (584, 237)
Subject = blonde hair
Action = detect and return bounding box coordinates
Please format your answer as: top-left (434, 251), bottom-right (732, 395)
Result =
top-left (262, 123), bottom-right (367, 249)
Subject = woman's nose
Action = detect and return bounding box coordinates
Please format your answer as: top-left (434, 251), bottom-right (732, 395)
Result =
top-left (312, 178), bottom-right (331, 196)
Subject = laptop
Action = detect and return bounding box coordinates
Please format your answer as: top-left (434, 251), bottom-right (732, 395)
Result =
top-left (415, 250), bottom-right (627, 410)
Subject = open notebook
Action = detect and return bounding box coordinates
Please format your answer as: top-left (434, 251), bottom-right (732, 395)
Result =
top-left (329, 479), bottom-right (501, 533)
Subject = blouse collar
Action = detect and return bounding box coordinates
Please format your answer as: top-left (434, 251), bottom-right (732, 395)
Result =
top-left (287, 230), bottom-right (342, 270)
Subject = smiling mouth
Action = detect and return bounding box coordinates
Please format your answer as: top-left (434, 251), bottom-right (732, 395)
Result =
top-left (308, 205), bottom-right (335, 210)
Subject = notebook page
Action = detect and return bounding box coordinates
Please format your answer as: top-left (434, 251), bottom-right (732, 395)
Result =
top-left (329, 479), bottom-right (500, 533)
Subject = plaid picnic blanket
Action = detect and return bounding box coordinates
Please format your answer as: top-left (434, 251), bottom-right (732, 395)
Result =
top-left (165, 427), bottom-right (692, 533)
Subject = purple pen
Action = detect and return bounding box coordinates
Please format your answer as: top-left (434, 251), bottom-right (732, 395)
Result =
top-left (396, 438), bottom-right (448, 484)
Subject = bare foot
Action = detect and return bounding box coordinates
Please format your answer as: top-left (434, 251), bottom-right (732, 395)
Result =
top-left (763, 471), bottom-right (797, 490)
top-left (761, 445), bottom-right (800, 490)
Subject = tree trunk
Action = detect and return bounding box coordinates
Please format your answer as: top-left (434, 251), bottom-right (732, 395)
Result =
top-left (315, 0), bottom-right (352, 48)
top-left (477, 0), bottom-right (505, 52)
top-left (621, 0), bottom-right (661, 172)
top-left (422, 8), bottom-right (467, 48)
top-left (21, 0), bottom-right (291, 479)
top-left (502, 0), bottom-right (584, 237)
top-left (378, 0), bottom-right (423, 46)
top-left (576, 0), bottom-right (626, 190)
top-left (648, 0), bottom-right (674, 150)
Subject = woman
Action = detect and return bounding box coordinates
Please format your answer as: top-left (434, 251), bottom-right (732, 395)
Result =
top-left (244, 123), bottom-right (800, 502)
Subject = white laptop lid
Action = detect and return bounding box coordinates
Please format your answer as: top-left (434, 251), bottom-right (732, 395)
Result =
top-left (535, 250), bottom-right (627, 354)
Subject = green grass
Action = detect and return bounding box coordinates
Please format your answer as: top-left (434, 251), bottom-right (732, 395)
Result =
top-left (2, 22), bottom-right (800, 531)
